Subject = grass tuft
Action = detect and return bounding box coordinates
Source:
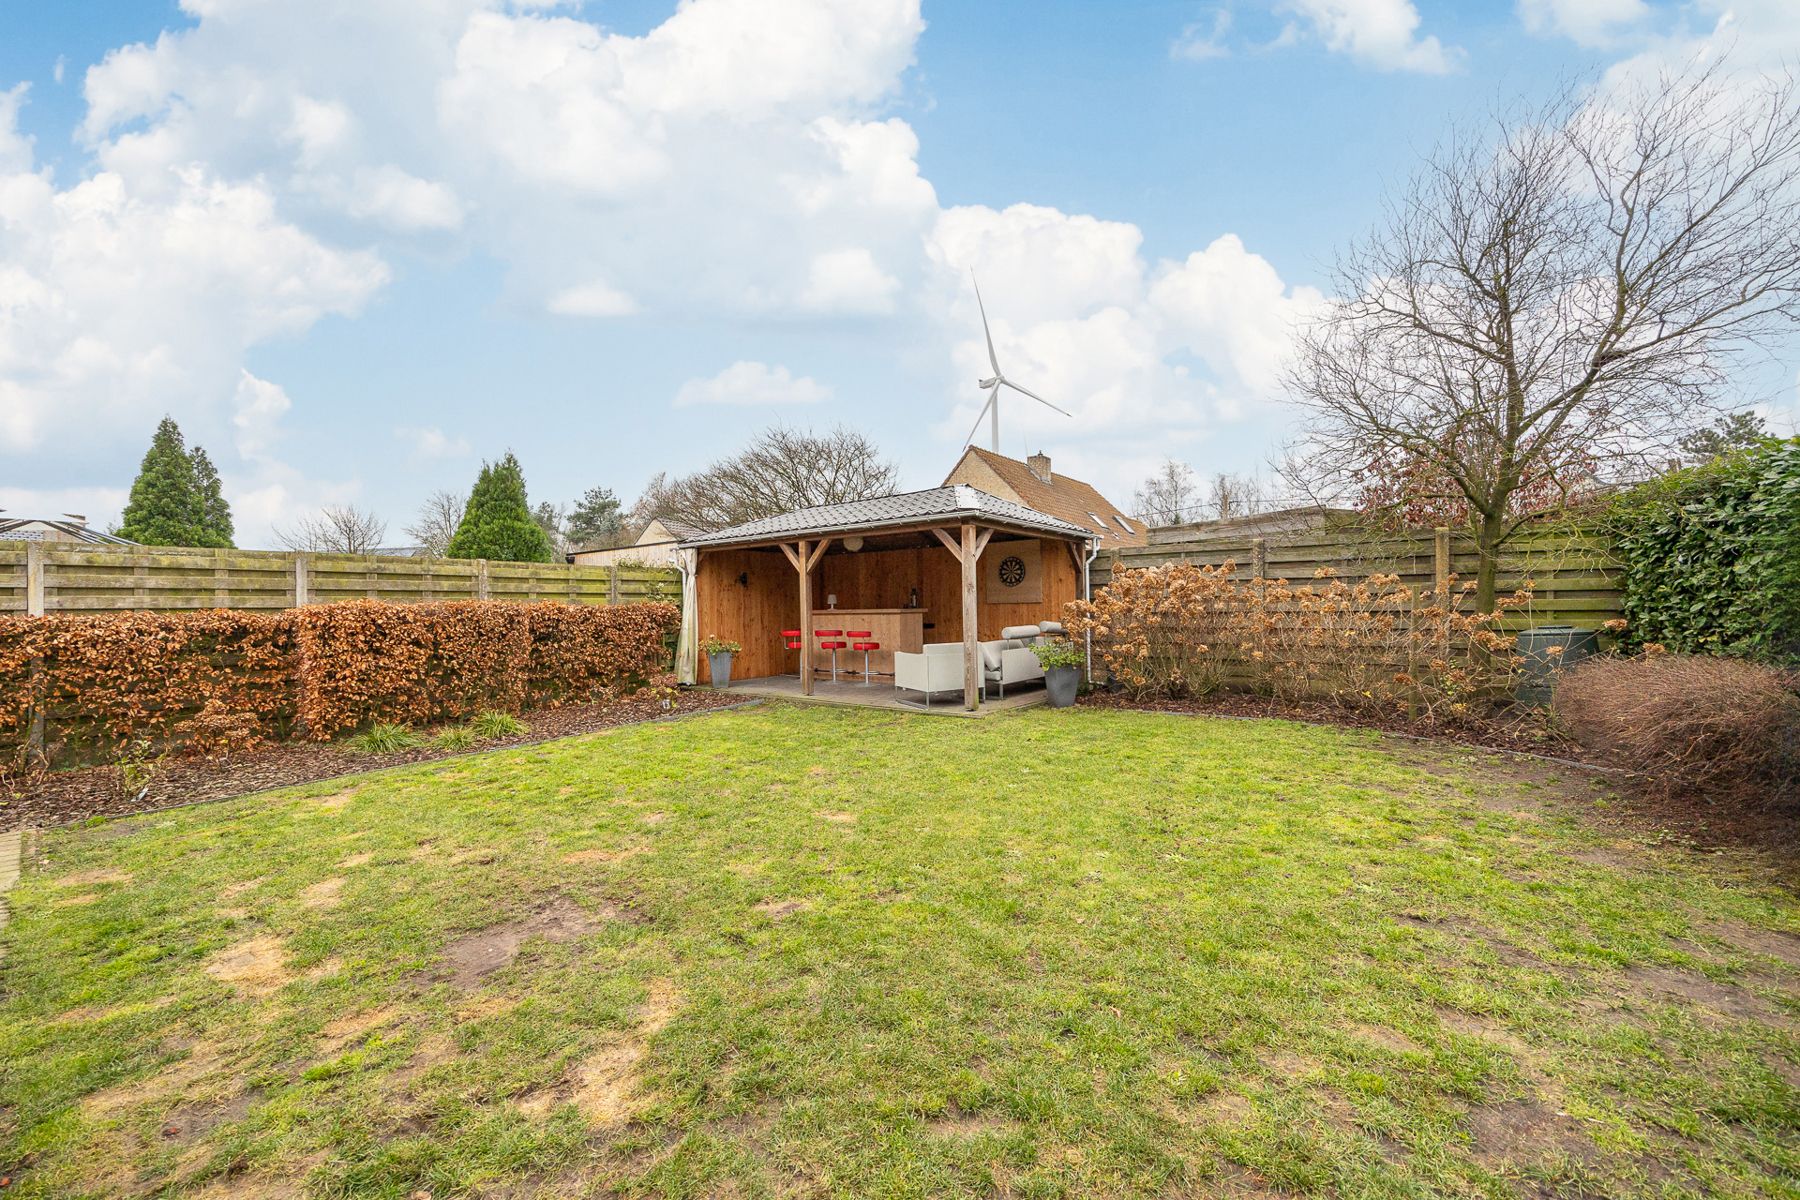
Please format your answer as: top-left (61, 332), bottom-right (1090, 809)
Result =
top-left (344, 722), bottom-right (424, 754)
top-left (430, 725), bottom-right (479, 751)
top-left (469, 710), bottom-right (527, 739)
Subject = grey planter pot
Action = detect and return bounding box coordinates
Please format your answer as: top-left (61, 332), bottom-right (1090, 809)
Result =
top-left (1045, 664), bottom-right (1080, 709)
top-left (708, 651), bottom-right (734, 691)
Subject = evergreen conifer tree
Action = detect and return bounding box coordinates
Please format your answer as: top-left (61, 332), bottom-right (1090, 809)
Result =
top-left (118, 417), bottom-right (205, 546)
top-left (189, 445), bottom-right (235, 548)
top-left (446, 453), bottom-right (556, 562)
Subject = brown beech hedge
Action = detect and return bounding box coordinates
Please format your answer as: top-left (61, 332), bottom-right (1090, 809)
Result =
top-left (0, 599), bottom-right (678, 764)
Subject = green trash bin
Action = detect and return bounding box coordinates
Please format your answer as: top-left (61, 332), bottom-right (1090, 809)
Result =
top-left (1514, 625), bottom-right (1599, 707)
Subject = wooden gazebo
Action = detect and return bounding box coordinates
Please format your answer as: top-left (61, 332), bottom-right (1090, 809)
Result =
top-left (674, 487), bottom-right (1097, 711)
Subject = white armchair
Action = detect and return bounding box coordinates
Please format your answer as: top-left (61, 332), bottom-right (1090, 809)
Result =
top-left (980, 624), bottom-right (1048, 698)
top-left (894, 642), bottom-right (964, 707)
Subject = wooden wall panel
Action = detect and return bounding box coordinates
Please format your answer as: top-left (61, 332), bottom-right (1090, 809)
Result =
top-left (694, 547), bottom-right (796, 684)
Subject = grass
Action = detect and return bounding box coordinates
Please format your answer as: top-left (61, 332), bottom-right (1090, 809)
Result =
top-left (1, 702), bottom-right (1796, 1198)
top-left (469, 710), bottom-right (528, 739)
top-left (343, 723), bottom-right (424, 754)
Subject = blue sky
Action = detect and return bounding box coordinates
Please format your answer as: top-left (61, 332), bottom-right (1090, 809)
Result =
top-left (0, 0), bottom-right (1793, 546)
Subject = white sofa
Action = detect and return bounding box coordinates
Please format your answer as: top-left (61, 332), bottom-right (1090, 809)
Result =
top-left (894, 642), bottom-right (964, 707)
top-left (897, 621), bottom-right (1070, 705)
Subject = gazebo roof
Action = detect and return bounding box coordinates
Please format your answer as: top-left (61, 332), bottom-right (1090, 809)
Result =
top-left (677, 485), bottom-right (1095, 549)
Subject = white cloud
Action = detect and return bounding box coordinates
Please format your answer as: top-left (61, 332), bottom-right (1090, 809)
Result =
top-left (798, 248), bottom-right (900, 313)
top-left (673, 361), bottom-right (832, 408)
top-left (1172, 10), bottom-right (1233, 61)
top-left (546, 279), bottom-right (638, 318)
top-left (395, 425), bottom-right (472, 459)
top-left (232, 369), bottom-right (291, 463)
top-left (1275, 0), bottom-right (1461, 73)
top-left (1518, 0), bottom-right (1649, 46)
top-left (0, 89), bottom-right (387, 455)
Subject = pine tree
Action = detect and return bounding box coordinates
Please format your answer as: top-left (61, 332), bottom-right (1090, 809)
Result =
top-left (446, 453), bottom-right (556, 562)
top-left (189, 445), bottom-right (235, 548)
top-left (118, 417), bottom-right (205, 546)
top-left (566, 485), bottom-right (623, 547)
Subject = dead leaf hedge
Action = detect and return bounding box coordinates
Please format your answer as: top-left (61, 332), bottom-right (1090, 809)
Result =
top-left (0, 599), bottom-right (678, 766)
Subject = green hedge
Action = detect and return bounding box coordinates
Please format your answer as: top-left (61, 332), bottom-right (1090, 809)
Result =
top-left (1606, 438), bottom-right (1800, 663)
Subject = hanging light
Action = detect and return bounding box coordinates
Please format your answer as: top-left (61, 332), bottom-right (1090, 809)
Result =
top-left (844, 535), bottom-right (865, 552)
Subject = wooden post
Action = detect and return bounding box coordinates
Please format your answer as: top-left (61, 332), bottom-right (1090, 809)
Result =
top-left (1433, 526), bottom-right (1451, 593)
top-left (1251, 537), bottom-right (1267, 582)
top-left (25, 542), bottom-right (45, 617)
top-left (797, 539), bottom-right (814, 696)
top-left (293, 553), bottom-right (309, 607)
top-left (608, 564), bottom-right (620, 606)
top-left (961, 523), bottom-right (980, 710)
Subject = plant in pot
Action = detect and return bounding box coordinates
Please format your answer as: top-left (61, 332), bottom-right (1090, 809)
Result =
top-left (1032, 639), bottom-right (1084, 709)
top-left (701, 636), bottom-right (742, 690)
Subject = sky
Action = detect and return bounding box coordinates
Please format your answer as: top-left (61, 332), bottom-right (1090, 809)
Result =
top-left (1, 0), bottom-right (1796, 547)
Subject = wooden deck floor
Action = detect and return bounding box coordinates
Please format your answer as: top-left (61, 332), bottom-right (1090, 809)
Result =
top-left (711, 675), bottom-right (1049, 717)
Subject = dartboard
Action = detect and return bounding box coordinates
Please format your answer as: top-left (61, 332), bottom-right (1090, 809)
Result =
top-left (998, 555), bottom-right (1027, 587)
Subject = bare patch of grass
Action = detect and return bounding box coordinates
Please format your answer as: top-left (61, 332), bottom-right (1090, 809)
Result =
top-left (203, 935), bottom-right (291, 997)
top-left (433, 897), bottom-right (603, 988)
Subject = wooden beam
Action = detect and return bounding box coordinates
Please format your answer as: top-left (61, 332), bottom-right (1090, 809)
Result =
top-left (1065, 539), bottom-right (1085, 575)
top-left (798, 539), bottom-right (813, 696)
top-left (971, 528), bottom-right (995, 562)
top-left (805, 536), bottom-right (834, 573)
top-left (778, 542), bottom-right (803, 573)
top-left (930, 526), bottom-right (963, 563)
top-left (961, 523), bottom-right (980, 710)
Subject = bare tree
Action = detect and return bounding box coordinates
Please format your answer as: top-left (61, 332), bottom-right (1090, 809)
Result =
top-left (632, 425), bottom-right (900, 532)
top-left (1285, 64), bottom-right (1800, 610)
top-left (278, 505), bottom-right (388, 554)
top-left (403, 489), bottom-right (463, 557)
top-left (1133, 458), bottom-right (1199, 525)
top-left (1206, 472), bottom-right (1268, 520)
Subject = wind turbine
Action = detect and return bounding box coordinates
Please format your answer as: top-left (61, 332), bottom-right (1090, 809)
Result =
top-left (964, 274), bottom-right (1071, 451)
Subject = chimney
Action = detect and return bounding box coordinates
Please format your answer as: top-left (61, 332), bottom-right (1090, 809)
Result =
top-left (1026, 452), bottom-right (1052, 484)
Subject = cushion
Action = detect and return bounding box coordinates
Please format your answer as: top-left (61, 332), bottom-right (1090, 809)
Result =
top-left (1037, 620), bottom-right (1065, 635)
top-left (979, 643), bottom-right (1003, 672)
top-left (999, 625), bottom-right (1041, 641)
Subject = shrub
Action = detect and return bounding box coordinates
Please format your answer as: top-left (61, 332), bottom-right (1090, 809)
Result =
top-left (1606, 438), bottom-right (1800, 663)
top-left (1553, 653), bottom-right (1800, 808)
top-left (0, 599), bottom-right (679, 763)
top-left (346, 723), bottom-right (424, 754)
top-left (469, 710), bottom-right (527, 739)
top-left (1063, 562), bottom-right (1522, 724)
top-left (430, 725), bottom-right (480, 751)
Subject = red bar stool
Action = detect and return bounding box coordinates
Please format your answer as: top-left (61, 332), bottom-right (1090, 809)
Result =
top-left (814, 628), bottom-right (845, 682)
top-left (846, 630), bottom-right (879, 685)
top-left (780, 629), bottom-right (802, 676)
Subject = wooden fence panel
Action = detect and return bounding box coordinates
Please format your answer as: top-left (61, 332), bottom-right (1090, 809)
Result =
top-left (0, 541), bottom-right (680, 616)
top-left (1094, 521), bottom-right (1623, 633)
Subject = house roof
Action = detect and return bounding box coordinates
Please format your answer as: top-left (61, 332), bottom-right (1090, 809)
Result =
top-left (0, 518), bottom-right (136, 546)
top-left (677, 485), bottom-right (1095, 549)
top-left (945, 447), bottom-right (1148, 548)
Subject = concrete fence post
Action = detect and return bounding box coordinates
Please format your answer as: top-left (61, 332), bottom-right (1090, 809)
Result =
top-left (25, 542), bottom-right (46, 617)
top-left (293, 553), bottom-right (310, 607)
top-left (608, 565), bottom-right (620, 606)
top-left (476, 559), bottom-right (490, 601)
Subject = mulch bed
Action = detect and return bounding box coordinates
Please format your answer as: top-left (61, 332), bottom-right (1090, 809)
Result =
top-left (0, 690), bottom-right (751, 832)
top-left (1078, 691), bottom-right (1800, 860)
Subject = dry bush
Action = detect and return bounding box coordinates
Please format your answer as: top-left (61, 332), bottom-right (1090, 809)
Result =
top-left (0, 599), bottom-right (679, 762)
top-left (0, 610), bottom-right (296, 764)
top-left (1060, 561), bottom-right (1242, 699)
top-left (1554, 653), bottom-right (1800, 808)
top-left (1064, 562), bottom-right (1523, 724)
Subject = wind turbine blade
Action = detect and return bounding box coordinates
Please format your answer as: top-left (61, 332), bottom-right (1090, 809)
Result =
top-left (963, 388), bottom-right (997, 446)
top-left (1001, 377), bottom-right (1073, 418)
top-left (971, 272), bottom-right (1001, 376)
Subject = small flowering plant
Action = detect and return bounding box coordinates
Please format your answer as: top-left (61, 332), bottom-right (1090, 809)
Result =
top-left (1032, 639), bottom-right (1085, 671)
top-left (700, 636), bottom-right (742, 656)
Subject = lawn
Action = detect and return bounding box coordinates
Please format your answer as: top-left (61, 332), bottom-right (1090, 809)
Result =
top-left (1, 702), bottom-right (1796, 1199)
